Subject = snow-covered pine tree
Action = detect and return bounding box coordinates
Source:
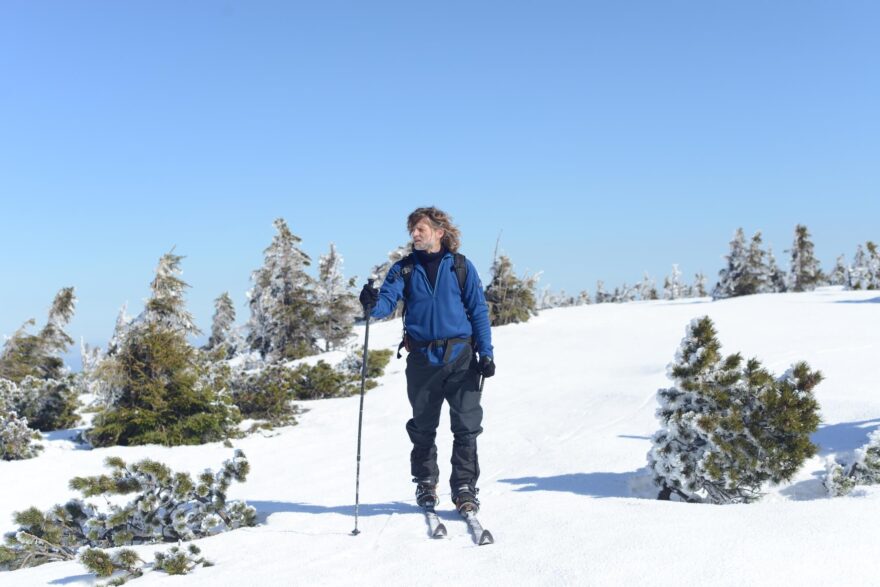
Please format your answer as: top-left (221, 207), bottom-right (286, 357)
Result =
top-left (106, 303), bottom-right (132, 357)
top-left (0, 287), bottom-right (76, 382)
top-left (825, 429), bottom-right (880, 496)
top-left (866, 241), bottom-right (880, 290)
top-left (638, 273), bottom-right (658, 301)
top-left (576, 290), bottom-right (591, 305)
top-left (315, 243), bottom-right (358, 351)
top-left (0, 451), bottom-right (255, 570)
top-left (648, 316), bottom-right (821, 504)
top-left (0, 387), bottom-right (43, 461)
top-left (594, 280), bottom-right (610, 304)
top-left (663, 264), bottom-right (684, 300)
top-left (87, 252), bottom-right (239, 447)
top-left (848, 244), bottom-right (870, 290)
top-left (619, 283), bottom-right (637, 303)
top-left (648, 317), bottom-right (741, 501)
top-left (145, 253), bottom-right (199, 336)
top-left (713, 228), bottom-right (749, 299)
top-left (744, 231), bottom-right (773, 294)
top-left (484, 254), bottom-right (538, 326)
top-left (369, 243), bottom-right (412, 320)
top-left (699, 359), bottom-right (820, 503)
top-left (828, 254), bottom-right (849, 286)
top-left (246, 218), bottom-right (319, 361)
top-left (691, 272), bottom-right (708, 298)
top-left (205, 292), bottom-right (238, 357)
top-left (538, 286), bottom-right (553, 310)
top-left (787, 224), bottom-right (824, 292)
top-left (0, 288), bottom-right (80, 432)
top-left (609, 286), bottom-right (622, 303)
top-left (766, 247), bottom-right (787, 293)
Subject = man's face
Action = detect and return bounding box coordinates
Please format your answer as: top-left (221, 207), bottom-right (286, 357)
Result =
top-left (411, 218), bottom-right (445, 253)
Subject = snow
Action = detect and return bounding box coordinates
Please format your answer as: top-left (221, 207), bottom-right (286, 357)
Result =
top-left (3, 287), bottom-right (880, 585)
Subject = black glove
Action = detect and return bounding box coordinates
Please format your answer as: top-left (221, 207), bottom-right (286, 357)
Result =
top-left (359, 283), bottom-right (379, 311)
top-left (479, 355), bottom-right (495, 378)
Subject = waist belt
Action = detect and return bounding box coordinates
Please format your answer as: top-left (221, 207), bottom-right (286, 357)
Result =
top-left (398, 335), bottom-right (473, 363)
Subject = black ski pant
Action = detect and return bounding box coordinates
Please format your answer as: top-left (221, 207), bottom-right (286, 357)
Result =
top-left (405, 346), bottom-right (483, 492)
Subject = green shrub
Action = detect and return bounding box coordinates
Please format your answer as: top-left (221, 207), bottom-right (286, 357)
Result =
top-left (1, 451), bottom-right (254, 571)
top-left (88, 324), bottom-right (240, 447)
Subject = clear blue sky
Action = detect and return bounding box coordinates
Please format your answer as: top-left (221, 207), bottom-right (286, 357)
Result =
top-left (1, 1), bottom-right (878, 366)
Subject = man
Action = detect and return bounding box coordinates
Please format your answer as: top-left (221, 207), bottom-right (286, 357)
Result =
top-left (360, 206), bottom-right (495, 514)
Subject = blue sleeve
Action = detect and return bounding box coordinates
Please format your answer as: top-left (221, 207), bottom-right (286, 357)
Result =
top-left (462, 259), bottom-right (494, 359)
top-left (370, 262), bottom-right (405, 320)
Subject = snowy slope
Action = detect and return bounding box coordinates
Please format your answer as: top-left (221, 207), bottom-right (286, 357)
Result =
top-left (3, 287), bottom-right (880, 586)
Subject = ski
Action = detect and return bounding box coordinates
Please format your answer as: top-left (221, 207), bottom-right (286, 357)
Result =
top-left (460, 509), bottom-right (494, 545)
top-left (423, 505), bottom-right (447, 538)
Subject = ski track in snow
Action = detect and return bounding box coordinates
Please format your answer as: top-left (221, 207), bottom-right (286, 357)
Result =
top-left (4, 287), bottom-right (880, 585)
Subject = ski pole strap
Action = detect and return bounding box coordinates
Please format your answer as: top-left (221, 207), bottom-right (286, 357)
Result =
top-left (400, 336), bottom-right (473, 363)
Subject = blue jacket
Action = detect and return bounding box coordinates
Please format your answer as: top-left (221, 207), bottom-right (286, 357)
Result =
top-left (371, 251), bottom-right (494, 365)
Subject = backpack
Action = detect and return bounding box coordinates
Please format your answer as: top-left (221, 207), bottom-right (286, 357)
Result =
top-left (396, 252), bottom-right (469, 358)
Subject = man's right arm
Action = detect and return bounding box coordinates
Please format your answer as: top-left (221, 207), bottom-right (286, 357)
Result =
top-left (370, 263), bottom-right (405, 319)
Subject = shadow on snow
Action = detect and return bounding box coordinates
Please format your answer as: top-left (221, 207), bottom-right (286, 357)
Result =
top-left (248, 500), bottom-right (422, 524)
top-left (49, 574), bottom-right (95, 585)
top-left (811, 419), bottom-right (880, 455)
top-left (834, 297), bottom-right (880, 304)
top-left (498, 472), bottom-right (639, 499)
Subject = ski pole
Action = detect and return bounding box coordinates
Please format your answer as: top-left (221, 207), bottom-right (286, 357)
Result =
top-left (352, 279), bottom-right (375, 536)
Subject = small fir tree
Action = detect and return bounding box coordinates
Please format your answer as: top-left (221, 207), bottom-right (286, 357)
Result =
top-left (576, 290), bottom-right (591, 305)
top-left (314, 243), bottom-right (358, 351)
top-left (88, 253), bottom-right (239, 447)
top-left (787, 224), bottom-right (824, 292)
top-left (370, 243), bottom-right (412, 320)
top-left (848, 244), bottom-right (871, 290)
top-left (713, 228), bottom-right (749, 299)
top-left (866, 241), bottom-right (880, 289)
top-left (638, 273), bottom-right (658, 301)
top-left (484, 254), bottom-right (538, 326)
top-left (691, 272), bottom-right (708, 298)
top-left (1, 376), bottom-right (80, 432)
top-left (0, 287), bottom-right (76, 382)
top-left (744, 231), bottom-right (773, 294)
top-left (828, 254), bottom-right (849, 286)
top-left (246, 219), bottom-right (319, 360)
top-left (618, 283), bottom-right (637, 303)
top-left (0, 288), bottom-right (80, 431)
top-left (825, 429), bottom-right (880, 497)
top-left (648, 316), bottom-right (821, 504)
top-left (663, 264), bottom-right (685, 300)
top-left (106, 303), bottom-right (133, 357)
top-left (145, 252), bottom-right (199, 335)
top-left (0, 389), bottom-right (43, 461)
top-left (594, 280), bottom-right (610, 304)
top-left (205, 292), bottom-right (238, 357)
top-left (610, 286), bottom-right (623, 303)
top-left (766, 247), bottom-right (787, 293)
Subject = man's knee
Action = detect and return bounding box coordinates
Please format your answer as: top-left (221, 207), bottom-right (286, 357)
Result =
top-left (406, 419), bottom-right (438, 447)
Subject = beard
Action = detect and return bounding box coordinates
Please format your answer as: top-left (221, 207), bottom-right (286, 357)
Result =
top-left (412, 238), bottom-right (435, 251)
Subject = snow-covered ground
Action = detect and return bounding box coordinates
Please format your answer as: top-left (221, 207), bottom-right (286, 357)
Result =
top-left (3, 287), bottom-right (880, 586)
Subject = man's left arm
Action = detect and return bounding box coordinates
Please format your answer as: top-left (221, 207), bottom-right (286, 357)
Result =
top-left (462, 259), bottom-right (494, 362)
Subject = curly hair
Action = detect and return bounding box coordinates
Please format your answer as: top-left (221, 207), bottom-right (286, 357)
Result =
top-left (407, 206), bottom-right (461, 253)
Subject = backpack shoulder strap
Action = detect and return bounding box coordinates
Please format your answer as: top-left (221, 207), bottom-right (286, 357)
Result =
top-left (399, 254), bottom-right (416, 299)
top-left (453, 253), bottom-right (468, 292)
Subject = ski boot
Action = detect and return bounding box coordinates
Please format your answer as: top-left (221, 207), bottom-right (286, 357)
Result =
top-left (452, 485), bottom-right (480, 514)
top-left (415, 480), bottom-right (439, 508)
